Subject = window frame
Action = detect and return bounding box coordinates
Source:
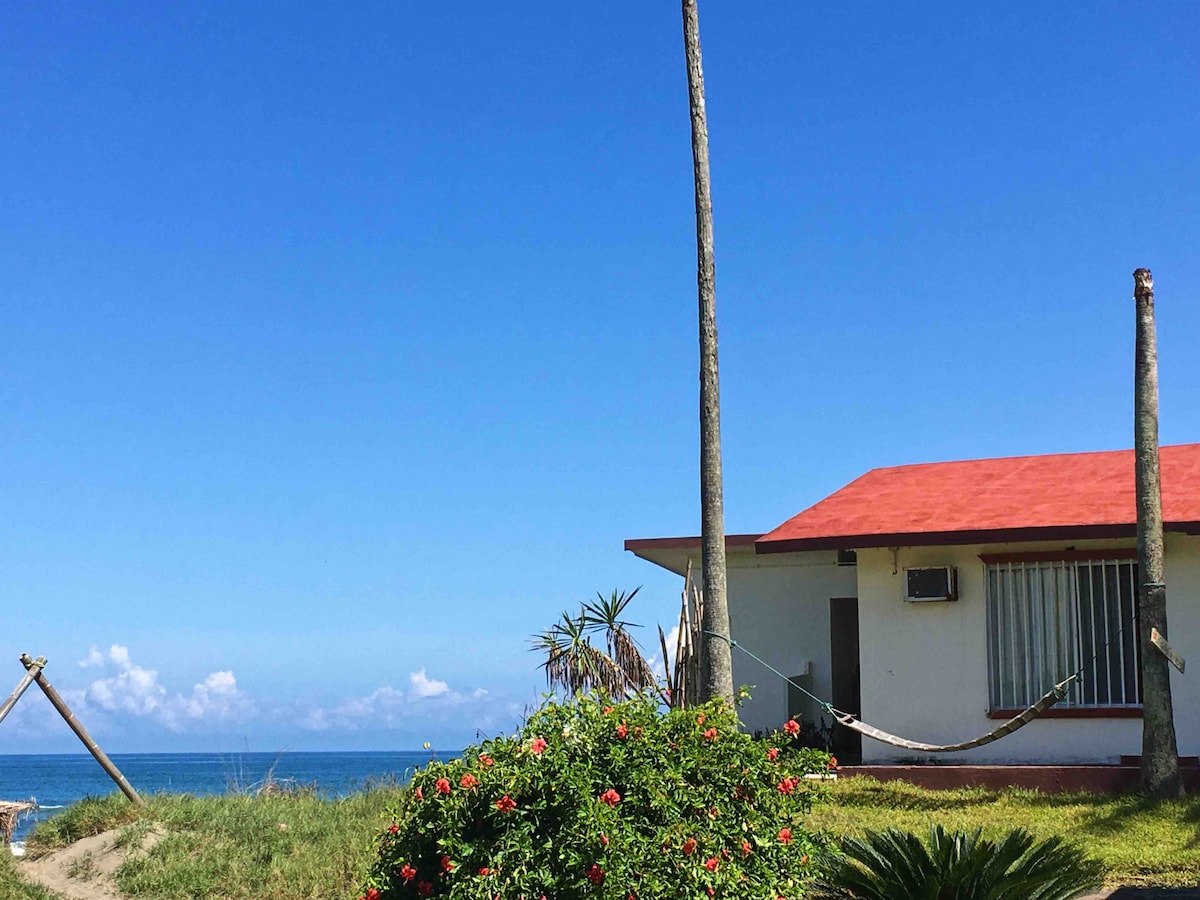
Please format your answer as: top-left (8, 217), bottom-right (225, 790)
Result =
top-left (981, 549), bottom-right (1142, 719)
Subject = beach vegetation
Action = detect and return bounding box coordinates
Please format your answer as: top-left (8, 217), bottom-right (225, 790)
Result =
top-left (363, 692), bottom-right (835, 899)
top-left (7, 767), bottom-right (1200, 897)
top-left (815, 823), bottom-right (1104, 899)
top-left (809, 776), bottom-right (1200, 888)
top-left (532, 588), bottom-right (665, 702)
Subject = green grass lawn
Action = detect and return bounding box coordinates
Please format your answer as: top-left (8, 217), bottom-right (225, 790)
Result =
top-left (808, 776), bottom-right (1200, 889)
top-left (5, 777), bottom-right (1198, 898)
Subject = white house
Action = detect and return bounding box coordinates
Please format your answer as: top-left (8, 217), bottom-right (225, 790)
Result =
top-left (627, 444), bottom-right (1200, 766)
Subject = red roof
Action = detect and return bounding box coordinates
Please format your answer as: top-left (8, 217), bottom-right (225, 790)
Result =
top-left (756, 444), bottom-right (1200, 552)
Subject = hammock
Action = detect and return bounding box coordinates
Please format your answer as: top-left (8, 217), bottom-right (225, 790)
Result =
top-left (828, 675), bottom-right (1078, 753)
top-left (707, 630), bottom-right (1085, 754)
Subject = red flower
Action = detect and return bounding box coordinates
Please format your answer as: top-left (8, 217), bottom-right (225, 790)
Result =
top-left (777, 777), bottom-right (798, 795)
top-left (778, 827), bottom-right (793, 845)
top-left (603, 705), bottom-right (614, 715)
top-left (435, 777), bottom-right (451, 795)
top-left (615, 723), bottom-right (628, 739)
top-left (704, 857), bottom-right (719, 872)
top-left (478, 867), bottom-right (491, 876)
top-left (766, 747), bottom-right (780, 762)
top-left (478, 754), bottom-right (494, 768)
top-left (800, 853), bottom-right (810, 866)
top-left (400, 864), bottom-right (417, 882)
top-left (741, 839), bottom-right (752, 856)
top-left (388, 822), bottom-right (399, 834)
top-left (702, 727), bottom-right (718, 740)
top-left (495, 794), bottom-right (517, 812)
top-left (365, 890), bottom-right (380, 900)
top-left (600, 833), bottom-right (609, 846)
top-left (682, 837), bottom-right (697, 855)
top-left (418, 881), bottom-right (433, 897)
top-left (634, 725), bottom-right (644, 736)
top-left (706, 888), bottom-right (715, 898)
top-left (827, 756), bottom-right (839, 770)
top-left (599, 788), bottom-right (621, 807)
top-left (460, 773), bottom-right (478, 789)
top-left (414, 786), bottom-right (424, 801)
top-left (585, 864), bottom-right (605, 884)
top-left (441, 855), bottom-right (454, 873)
top-left (529, 736), bottom-right (548, 754)
top-left (783, 719), bottom-right (801, 736)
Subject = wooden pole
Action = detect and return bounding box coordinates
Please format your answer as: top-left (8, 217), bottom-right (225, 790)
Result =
top-left (19, 654), bottom-right (144, 805)
top-left (0, 657), bottom-right (44, 727)
top-left (1132, 268), bottom-right (1184, 799)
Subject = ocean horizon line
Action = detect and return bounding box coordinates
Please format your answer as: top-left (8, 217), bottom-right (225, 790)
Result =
top-left (0, 748), bottom-right (464, 758)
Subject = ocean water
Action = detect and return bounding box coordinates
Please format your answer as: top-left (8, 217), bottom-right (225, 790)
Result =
top-left (1, 750), bottom-right (457, 850)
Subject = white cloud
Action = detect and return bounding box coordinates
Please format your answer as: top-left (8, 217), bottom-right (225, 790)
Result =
top-left (78, 646), bottom-right (107, 668)
top-left (409, 668), bottom-right (449, 699)
top-left (294, 671), bottom-right (499, 733)
top-left (85, 645), bottom-right (166, 717)
top-left (162, 671), bottom-right (255, 730)
top-left (0, 644), bottom-right (516, 749)
top-left (80, 645), bottom-right (252, 732)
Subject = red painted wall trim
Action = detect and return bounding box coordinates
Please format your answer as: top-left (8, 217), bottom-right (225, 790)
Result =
top-left (987, 706), bottom-right (1142, 719)
top-left (756, 522), bottom-right (1200, 554)
top-left (979, 548), bottom-right (1138, 563)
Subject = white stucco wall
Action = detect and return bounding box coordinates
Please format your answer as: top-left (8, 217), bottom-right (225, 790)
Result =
top-left (724, 550), bottom-right (857, 736)
top-left (855, 536), bottom-right (1200, 764)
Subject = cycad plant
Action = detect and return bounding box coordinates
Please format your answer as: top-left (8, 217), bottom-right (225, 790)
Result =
top-left (819, 824), bottom-right (1105, 900)
top-left (532, 588), bottom-right (664, 702)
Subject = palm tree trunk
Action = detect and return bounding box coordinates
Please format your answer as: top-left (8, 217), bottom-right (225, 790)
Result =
top-left (1133, 267), bottom-right (1184, 799)
top-left (681, 0), bottom-right (733, 705)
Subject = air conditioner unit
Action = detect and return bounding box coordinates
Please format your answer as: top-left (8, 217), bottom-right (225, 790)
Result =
top-left (903, 566), bottom-right (958, 602)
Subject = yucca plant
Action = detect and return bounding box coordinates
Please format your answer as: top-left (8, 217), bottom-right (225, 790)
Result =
top-left (532, 588), bottom-right (665, 703)
top-left (818, 823), bottom-right (1105, 900)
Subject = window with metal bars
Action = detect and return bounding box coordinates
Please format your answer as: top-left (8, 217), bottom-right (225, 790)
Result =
top-left (985, 558), bottom-right (1142, 710)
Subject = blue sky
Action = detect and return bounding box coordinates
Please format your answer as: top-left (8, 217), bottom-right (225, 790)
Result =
top-left (3, 2), bottom-right (1198, 753)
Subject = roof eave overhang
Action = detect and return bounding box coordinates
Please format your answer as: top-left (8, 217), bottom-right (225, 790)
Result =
top-left (623, 534), bottom-right (762, 554)
top-left (755, 521), bottom-right (1200, 553)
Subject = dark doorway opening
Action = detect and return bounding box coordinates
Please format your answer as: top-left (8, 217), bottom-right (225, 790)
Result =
top-left (829, 596), bottom-right (862, 763)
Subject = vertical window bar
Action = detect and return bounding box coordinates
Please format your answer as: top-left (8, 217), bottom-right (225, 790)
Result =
top-left (1059, 561), bottom-right (1075, 704)
top-left (1065, 561), bottom-right (1079, 705)
top-left (1036, 566), bottom-right (1046, 696)
top-left (1100, 561), bottom-right (1112, 705)
top-left (1088, 562), bottom-right (1101, 706)
top-left (1072, 561), bottom-right (1088, 706)
top-left (1021, 563), bottom-right (1034, 706)
top-left (1111, 562), bottom-right (1126, 704)
top-left (986, 566), bottom-right (999, 709)
top-left (1008, 562), bottom-right (1020, 709)
top-left (1126, 562), bottom-right (1139, 703)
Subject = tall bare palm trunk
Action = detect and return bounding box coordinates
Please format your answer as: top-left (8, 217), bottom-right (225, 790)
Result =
top-left (681, 0), bottom-right (733, 705)
top-left (1132, 267), bottom-right (1183, 799)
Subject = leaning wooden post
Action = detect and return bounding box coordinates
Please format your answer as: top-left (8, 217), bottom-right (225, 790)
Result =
top-left (1132, 268), bottom-right (1184, 799)
top-left (0, 657), bottom-right (45, 727)
top-left (19, 654), bottom-right (144, 806)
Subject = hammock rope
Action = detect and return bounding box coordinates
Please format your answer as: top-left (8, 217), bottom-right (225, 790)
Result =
top-left (701, 613), bottom-right (1133, 753)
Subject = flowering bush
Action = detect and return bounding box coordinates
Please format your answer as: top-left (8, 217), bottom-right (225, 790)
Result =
top-left (361, 693), bottom-right (835, 899)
